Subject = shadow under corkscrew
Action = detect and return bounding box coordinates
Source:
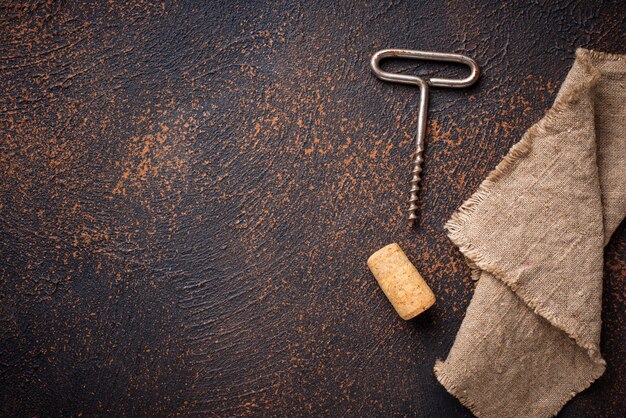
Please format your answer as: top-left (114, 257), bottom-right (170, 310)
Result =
top-left (370, 49), bottom-right (481, 227)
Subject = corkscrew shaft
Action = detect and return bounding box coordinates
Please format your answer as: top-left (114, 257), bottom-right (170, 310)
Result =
top-left (408, 80), bottom-right (429, 226)
top-left (370, 49), bottom-right (480, 227)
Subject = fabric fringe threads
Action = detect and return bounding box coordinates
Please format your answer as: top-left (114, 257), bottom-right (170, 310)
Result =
top-left (435, 49), bottom-right (626, 417)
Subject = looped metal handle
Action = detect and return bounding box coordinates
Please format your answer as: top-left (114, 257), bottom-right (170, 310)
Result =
top-left (370, 49), bottom-right (480, 88)
top-left (369, 48), bottom-right (480, 227)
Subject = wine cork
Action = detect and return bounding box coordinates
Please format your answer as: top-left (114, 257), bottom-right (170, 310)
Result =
top-left (367, 243), bottom-right (435, 320)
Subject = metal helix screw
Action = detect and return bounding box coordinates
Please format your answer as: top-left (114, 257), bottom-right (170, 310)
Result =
top-left (408, 145), bottom-right (424, 227)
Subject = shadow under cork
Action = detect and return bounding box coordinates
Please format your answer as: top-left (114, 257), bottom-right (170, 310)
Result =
top-left (407, 304), bottom-right (438, 330)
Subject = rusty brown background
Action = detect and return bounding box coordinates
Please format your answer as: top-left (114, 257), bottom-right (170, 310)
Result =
top-left (1, 0), bottom-right (624, 416)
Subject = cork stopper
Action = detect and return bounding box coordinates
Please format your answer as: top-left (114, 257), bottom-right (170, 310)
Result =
top-left (367, 243), bottom-right (436, 320)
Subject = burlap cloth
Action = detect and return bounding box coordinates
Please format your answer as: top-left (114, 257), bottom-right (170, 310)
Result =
top-left (434, 49), bottom-right (626, 417)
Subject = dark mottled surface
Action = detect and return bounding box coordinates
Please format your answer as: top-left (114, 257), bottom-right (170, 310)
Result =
top-left (0, 0), bottom-right (624, 416)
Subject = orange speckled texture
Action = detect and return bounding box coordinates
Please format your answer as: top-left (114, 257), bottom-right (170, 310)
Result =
top-left (0, 1), bottom-right (624, 416)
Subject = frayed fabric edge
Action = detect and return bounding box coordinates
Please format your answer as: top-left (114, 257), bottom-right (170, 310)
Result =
top-left (434, 361), bottom-right (486, 418)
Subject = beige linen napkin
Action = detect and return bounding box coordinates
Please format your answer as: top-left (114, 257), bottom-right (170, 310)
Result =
top-left (434, 49), bottom-right (626, 417)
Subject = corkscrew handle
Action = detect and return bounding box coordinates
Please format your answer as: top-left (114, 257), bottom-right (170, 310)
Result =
top-left (370, 49), bottom-right (480, 227)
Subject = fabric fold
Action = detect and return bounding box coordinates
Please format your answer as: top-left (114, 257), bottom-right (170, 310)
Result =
top-left (434, 49), bottom-right (626, 417)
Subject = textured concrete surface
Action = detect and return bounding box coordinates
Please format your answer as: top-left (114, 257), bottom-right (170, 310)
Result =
top-left (0, 1), bottom-right (624, 416)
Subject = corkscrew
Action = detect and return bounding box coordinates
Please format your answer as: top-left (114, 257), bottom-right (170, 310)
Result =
top-left (370, 49), bottom-right (480, 227)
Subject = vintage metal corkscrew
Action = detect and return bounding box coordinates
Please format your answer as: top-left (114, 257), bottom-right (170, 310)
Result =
top-left (370, 49), bottom-right (480, 227)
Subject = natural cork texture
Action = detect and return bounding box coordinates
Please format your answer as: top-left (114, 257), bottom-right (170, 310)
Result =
top-left (368, 243), bottom-right (436, 320)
